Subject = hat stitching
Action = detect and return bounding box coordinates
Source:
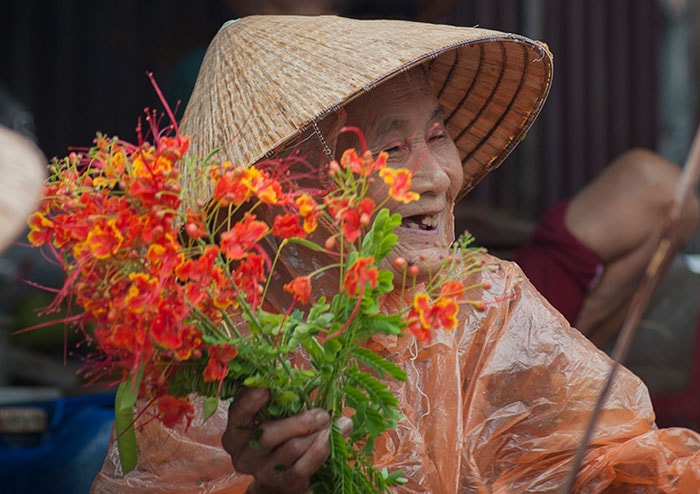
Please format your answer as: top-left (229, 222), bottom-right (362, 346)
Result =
top-left (443, 44), bottom-right (484, 125)
top-left (312, 120), bottom-right (333, 156)
top-left (452, 41), bottom-right (507, 146)
top-left (458, 42), bottom-right (531, 197)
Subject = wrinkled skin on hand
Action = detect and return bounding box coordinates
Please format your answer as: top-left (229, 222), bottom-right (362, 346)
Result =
top-left (222, 388), bottom-right (331, 494)
top-left (221, 388), bottom-right (352, 494)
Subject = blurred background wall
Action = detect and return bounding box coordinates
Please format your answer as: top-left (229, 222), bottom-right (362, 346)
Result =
top-left (2, 0), bottom-right (697, 221)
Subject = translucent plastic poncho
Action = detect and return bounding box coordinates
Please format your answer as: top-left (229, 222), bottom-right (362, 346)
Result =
top-left (91, 255), bottom-right (700, 493)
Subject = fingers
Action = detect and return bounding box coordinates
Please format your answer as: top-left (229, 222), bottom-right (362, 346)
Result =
top-left (222, 387), bottom-right (270, 459)
top-left (257, 409), bottom-right (329, 450)
top-left (222, 387), bottom-right (333, 491)
top-left (260, 426), bottom-right (330, 480)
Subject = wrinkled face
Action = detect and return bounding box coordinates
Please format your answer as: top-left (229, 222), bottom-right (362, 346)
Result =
top-left (339, 68), bottom-right (464, 283)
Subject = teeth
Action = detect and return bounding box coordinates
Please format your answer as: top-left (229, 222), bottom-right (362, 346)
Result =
top-left (420, 215), bottom-right (438, 228)
top-left (402, 215), bottom-right (438, 230)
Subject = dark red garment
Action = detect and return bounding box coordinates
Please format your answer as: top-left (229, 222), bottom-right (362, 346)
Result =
top-left (514, 199), bottom-right (603, 325)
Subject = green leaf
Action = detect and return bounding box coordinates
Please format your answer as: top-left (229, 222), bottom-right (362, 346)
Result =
top-left (351, 347), bottom-right (407, 381)
top-left (364, 406), bottom-right (386, 437)
top-left (323, 336), bottom-right (343, 357)
top-left (243, 374), bottom-right (271, 388)
top-left (287, 237), bottom-right (331, 253)
top-left (361, 209), bottom-right (400, 261)
top-left (202, 396), bottom-right (220, 422)
top-left (115, 368), bottom-right (143, 474)
top-left (348, 368), bottom-right (398, 409)
top-left (375, 270), bottom-right (394, 294)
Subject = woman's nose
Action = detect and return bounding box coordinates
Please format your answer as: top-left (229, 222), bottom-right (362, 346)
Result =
top-left (408, 146), bottom-right (452, 196)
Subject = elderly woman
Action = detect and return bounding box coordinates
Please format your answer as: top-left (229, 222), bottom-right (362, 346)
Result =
top-left (92, 15), bottom-right (700, 493)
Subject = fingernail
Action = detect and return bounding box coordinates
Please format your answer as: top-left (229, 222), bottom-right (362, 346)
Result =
top-left (313, 409), bottom-right (330, 424)
top-left (336, 416), bottom-right (352, 433)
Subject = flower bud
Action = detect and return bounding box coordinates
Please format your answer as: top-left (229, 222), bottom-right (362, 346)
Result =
top-left (392, 257), bottom-right (407, 270)
top-left (408, 265), bottom-right (419, 278)
top-left (325, 236), bottom-right (336, 250)
top-left (328, 161), bottom-right (340, 176)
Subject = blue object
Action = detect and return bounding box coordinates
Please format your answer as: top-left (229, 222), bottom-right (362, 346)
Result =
top-left (0, 392), bottom-right (115, 494)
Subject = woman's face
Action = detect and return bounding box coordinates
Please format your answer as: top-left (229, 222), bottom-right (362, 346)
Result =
top-left (339, 69), bottom-right (464, 283)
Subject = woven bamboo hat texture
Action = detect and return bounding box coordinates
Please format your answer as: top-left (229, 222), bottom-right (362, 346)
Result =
top-left (180, 15), bottom-right (553, 207)
top-left (0, 125), bottom-right (45, 252)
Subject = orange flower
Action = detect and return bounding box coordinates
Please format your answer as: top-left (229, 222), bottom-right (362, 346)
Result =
top-left (220, 213), bottom-right (270, 260)
top-left (338, 148), bottom-right (388, 177)
top-left (433, 296), bottom-right (459, 332)
top-left (379, 167), bottom-right (420, 203)
top-left (27, 212), bottom-right (53, 246)
top-left (407, 291), bottom-right (461, 343)
top-left (284, 276), bottom-right (312, 304)
top-left (296, 194), bottom-right (319, 233)
top-left (407, 293), bottom-right (433, 343)
top-left (343, 256), bottom-right (379, 297)
top-left (255, 176), bottom-right (285, 205)
top-left (78, 217), bottom-right (124, 260)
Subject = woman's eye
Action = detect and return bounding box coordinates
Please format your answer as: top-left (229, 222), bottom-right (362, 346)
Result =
top-left (383, 144), bottom-right (403, 155)
top-left (429, 132), bottom-right (447, 143)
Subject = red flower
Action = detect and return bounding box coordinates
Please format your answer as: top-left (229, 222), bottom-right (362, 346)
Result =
top-left (157, 395), bottom-right (195, 428)
top-left (327, 197), bottom-right (375, 243)
top-left (343, 256), bottom-right (379, 297)
top-left (439, 280), bottom-right (465, 299)
top-left (212, 166), bottom-right (261, 206)
top-left (284, 276), bottom-right (312, 304)
top-left (157, 135), bottom-right (190, 161)
top-left (272, 214), bottom-right (306, 239)
top-left (203, 343), bottom-right (238, 382)
top-left (407, 317), bottom-right (432, 343)
top-left (231, 253), bottom-right (268, 309)
top-left (184, 212), bottom-right (208, 239)
top-left (220, 213), bottom-right (270, 260)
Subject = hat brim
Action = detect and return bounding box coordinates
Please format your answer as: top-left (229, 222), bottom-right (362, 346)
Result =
top-left (0, 126), bottom-right (46, 252)
top-left (181, 15), bottom-right (552, 206)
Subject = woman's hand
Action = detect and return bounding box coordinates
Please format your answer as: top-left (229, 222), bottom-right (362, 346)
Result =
top-left (222, 387), bottom-right (350, 494)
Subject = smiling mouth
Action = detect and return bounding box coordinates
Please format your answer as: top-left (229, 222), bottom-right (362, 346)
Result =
top-left (401, 214), bottom-right (438, 231)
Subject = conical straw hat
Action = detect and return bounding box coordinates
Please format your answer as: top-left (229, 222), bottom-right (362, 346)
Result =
top-left (180, 15), bottom-right (553, 207)
top-left (0, 125), bottom-right (45, 253)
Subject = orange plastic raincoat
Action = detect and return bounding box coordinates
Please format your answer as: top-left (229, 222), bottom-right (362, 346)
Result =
top-left (91, 255), bottom-right (700, 493)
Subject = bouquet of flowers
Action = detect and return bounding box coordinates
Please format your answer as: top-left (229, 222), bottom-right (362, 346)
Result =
top-left (27, 108), bottom-right (488, 492)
